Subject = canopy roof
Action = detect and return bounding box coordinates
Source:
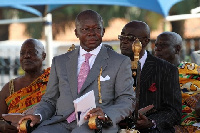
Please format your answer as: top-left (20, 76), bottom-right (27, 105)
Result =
top-left (0, 0), bottom-right (182, 17)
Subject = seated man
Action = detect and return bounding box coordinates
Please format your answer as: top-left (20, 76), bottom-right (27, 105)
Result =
top-left (155, 31), bottom-right (200, 133)
top-left (119, 21), bottom-right (182, 132)
top-left (0, 39), bottom-right (50, 133)
top-left (18, 10), bottom-right (135, 133)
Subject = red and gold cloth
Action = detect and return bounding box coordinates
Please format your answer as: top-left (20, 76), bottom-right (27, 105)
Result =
top-left (5, 67), bottom-right (50, 113)
top-left (175, 62), bottom-right (200, 133)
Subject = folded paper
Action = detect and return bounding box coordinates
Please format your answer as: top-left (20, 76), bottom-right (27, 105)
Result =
top-left (73, 90), bottom-right (96, 126)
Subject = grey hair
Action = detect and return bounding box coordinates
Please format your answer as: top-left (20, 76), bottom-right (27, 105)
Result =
top-left (160, 31), bottom-right (182, 46)
top-left (22, 38), bottom-right (45, 54)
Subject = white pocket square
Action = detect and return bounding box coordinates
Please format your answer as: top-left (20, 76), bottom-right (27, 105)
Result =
top-left (100, 75), bottom-right (110, 81)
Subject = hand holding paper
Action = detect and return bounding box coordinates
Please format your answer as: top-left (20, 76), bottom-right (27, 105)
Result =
top-left (73, 90), bottom-right (96, 126)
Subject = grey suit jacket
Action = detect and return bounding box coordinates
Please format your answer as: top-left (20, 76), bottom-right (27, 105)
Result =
top-left (34, 45), bottom-right (135, 132)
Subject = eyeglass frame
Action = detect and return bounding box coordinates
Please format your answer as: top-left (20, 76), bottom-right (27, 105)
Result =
top-left (118, 35), bottom-right (147, 42)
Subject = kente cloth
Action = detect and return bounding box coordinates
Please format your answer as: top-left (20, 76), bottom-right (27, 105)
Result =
top-left (174, 125), bottom-right (200, 133)
top-left (178, 62), bottom-right (200, 128)
top-left (5, 67), bottom-right (50, 113)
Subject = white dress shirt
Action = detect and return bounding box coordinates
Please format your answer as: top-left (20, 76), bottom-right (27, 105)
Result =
top-left (78, 44), bottom-right (102, 75)
top-left (139, 50), bottom-right (147, 70)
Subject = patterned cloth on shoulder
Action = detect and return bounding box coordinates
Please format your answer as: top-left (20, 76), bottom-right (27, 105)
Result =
top-left (5, 67), bottom-right (50, 113)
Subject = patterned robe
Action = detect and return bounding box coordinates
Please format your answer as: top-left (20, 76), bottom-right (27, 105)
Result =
top-left (176, 62), bottom-right (200, 133)
top-left (5, 67), bottom-right (50, 113)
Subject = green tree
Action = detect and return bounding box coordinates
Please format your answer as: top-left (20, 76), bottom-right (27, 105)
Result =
top-left (0, 8), bottom-right (43, 40)
top-left (0, 9), bottom-right (11, 41)
top-left (3, 1), bottom-right (198, 40)
top-left (17, 11), bottom-right (43, 39)
top-left (51, 5), bottom-right (162, 38)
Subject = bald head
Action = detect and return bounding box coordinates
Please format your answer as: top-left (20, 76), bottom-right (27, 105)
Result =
top-left (74, 9), bottom-right (105, 52)
top-left (22, 39), bottom-right (45, 52)
top-left (157, 32), bottom-right (182, 48)
top-left (155, 32), bottom-right (182, 66)
top-left (75, 9), bottom-right (103, 28)
top-left (124, 20), bottom-right (150, 38)
top-left (120, 20), bottom-right (151, 59)
top-left (20, 38), bottom-right (46, 72)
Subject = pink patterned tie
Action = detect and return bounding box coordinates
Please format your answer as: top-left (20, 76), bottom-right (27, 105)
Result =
top-left (67, 53), bottom-right (92, 123)
top-left (77, 53), bottom-right (92, 93)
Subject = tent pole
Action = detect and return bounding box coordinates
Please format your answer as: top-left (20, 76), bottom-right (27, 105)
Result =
top-left (44, 13), bottom-right (53, 67)
top-left (163, 19), bottom-right (167, 32)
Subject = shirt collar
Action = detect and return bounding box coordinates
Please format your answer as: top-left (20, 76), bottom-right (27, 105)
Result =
top-left (139, 50), bottom-right (147, 69)
top-left (79, 44), bottom-right (102, 56)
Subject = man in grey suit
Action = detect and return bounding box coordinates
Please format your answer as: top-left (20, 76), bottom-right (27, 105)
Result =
top-left (18, 10), bottom-right (135, 133)
top-left (119, 20), bottom-right (182, 133)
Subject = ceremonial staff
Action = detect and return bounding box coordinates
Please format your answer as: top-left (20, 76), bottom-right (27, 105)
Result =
top-left (118, 39), bottom-right (142, 133)
top-left (131, 39), bottom-right (142, 129)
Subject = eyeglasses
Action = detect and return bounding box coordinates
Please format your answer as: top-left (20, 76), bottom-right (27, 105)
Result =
top-left (118, 35), bottom-right (147, 41)
top-left (80, 27), bottom-right (102, 34)
top-left (118, 35), bottom-right (135, 41)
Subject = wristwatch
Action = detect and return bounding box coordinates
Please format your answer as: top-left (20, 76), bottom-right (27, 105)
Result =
top-left (104, 113), bottom-right (109, 121)
top-left (102, 113), bottom-right (113, 128)
top-left (151, 119), bottom-right (156, 129)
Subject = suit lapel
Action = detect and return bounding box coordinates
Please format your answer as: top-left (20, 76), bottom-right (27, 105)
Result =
top-left (66, 48), bottom-right (79, 99)
top-left (79, 46), bottom-right (108, 94)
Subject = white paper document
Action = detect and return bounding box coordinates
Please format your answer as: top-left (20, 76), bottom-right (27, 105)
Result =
top-left (193, 122), bottom-right (200, 127)
top-left (73, 90), bottom-right (96, 126)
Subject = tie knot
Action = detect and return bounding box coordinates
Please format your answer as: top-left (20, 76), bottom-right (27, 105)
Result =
top-left (85, 53), bottom-right (92, 61)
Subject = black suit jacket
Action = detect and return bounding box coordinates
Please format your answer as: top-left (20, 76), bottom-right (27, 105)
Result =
top-left (138, 52), bottom-right (182, 133)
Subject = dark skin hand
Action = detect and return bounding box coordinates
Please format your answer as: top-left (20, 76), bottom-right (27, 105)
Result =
top-left (18, 108), bottom-right (106, 131)
top-left (135, 113), bottom-right (153, 130)
top-left (84, 107), bottom-right (106, 121)
top-left (17, 115), bottom-right (40, 132)
top-left (0, 120), bottom-right (18, 133)
top-left (0, 86), bottom-right (18, 133)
